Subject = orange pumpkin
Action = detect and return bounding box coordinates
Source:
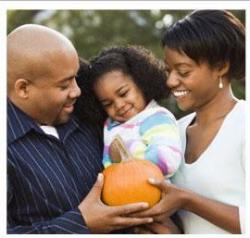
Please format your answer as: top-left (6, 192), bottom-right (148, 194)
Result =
top-left (102, 159), bottom-right (164, 207)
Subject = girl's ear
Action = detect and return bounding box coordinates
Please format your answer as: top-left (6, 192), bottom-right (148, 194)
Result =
top-left (14, 78), bottom-right (31, 99)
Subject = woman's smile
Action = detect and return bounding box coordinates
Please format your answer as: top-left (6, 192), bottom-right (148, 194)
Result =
top-left (172, 90), bottom-right (190, 98)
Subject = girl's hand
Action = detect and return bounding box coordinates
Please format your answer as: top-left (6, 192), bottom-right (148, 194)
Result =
top-left (134, 217), bottom-right (182, 234)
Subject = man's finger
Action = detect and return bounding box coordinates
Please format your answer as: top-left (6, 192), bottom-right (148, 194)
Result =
top-left (114, 216), bottom-right (153, 230)
top-left (90, 173), bottom-right (104, 197)
top-left (129, 202), bottom-right (163, 218)
top-left (112, 202), bottom-right (150, 215)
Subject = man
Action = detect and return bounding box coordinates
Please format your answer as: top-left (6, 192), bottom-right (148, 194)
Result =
top-left (7, 24), bottom-right (152, 234)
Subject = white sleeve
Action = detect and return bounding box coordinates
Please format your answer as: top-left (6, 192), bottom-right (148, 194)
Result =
top-left (239, 206), bottom-right (245, 233)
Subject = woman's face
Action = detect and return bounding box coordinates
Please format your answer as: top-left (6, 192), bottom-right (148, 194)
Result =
top-left (164, 48), bottom-right (222, 112)
top-left (94, 70), bottom-right (146, 123)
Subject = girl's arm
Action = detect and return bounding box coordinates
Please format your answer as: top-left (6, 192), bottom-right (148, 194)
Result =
top-left (139, 111), bottom-right (182, 177)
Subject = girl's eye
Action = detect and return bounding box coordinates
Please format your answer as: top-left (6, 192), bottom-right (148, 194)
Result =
top-left (119, 91), bottom-right (128, 97)
top-left (103, 102), bottom-right (112, 108)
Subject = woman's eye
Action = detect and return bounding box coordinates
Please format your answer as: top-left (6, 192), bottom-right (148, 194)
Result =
top-left (178, 71), bottom-right (190, 77)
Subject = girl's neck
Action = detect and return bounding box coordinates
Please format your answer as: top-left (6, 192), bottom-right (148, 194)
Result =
top-left (194, 85), bottom-right (238, 125)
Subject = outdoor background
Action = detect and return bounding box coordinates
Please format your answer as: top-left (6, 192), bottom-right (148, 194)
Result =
top-left (7, 9), bottom-right (245, 118)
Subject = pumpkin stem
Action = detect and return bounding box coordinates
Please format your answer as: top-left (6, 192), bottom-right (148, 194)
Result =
top-left (110, 135), bottom-right (132, 162)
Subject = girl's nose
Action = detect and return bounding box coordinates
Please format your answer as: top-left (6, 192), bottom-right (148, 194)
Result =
top-left (114, 98), bottom-right (125, 110)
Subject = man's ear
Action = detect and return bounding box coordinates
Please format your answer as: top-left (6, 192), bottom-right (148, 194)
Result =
top-left (14, 78), bottom-right (31, 99)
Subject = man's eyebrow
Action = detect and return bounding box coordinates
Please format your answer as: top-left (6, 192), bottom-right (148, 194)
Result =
top-left (59, 74), bottom-right (77, 83)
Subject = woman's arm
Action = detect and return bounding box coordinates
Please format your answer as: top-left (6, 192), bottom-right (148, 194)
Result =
top-left (184, 188), bottom-right (240, 233)
top-left (133, 179), bottom-right (242, 234)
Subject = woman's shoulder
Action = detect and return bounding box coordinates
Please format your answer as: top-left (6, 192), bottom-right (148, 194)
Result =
top-left (226, 99), bottom-right (245, 124)
top-left (235, 99), bottom-right (245, 112)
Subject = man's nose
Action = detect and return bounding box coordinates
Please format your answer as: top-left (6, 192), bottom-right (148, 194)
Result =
top-left (70, 79), bottom-right (81, 98)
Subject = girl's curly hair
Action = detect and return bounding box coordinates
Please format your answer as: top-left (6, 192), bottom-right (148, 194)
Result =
top-left (74, 46), bottom-right (169, 125)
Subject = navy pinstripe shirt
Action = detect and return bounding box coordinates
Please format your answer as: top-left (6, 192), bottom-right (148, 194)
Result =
top-left (7, 100), bottom-right (103, 234)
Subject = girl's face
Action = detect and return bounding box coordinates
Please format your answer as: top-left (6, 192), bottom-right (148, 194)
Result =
top-left (164, 48), bottom-right (223, 112)
top-left (94, 70), bottom-right (146, 123)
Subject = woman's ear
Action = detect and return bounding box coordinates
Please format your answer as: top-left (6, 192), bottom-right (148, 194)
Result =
top-left (218, 61), bottom-right (230, 77)
top-left (14, 78), bottom-right (30, 99)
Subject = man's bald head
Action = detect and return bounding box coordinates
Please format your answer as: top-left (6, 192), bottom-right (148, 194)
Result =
top-left (7, 24), bottom-right (78, 92)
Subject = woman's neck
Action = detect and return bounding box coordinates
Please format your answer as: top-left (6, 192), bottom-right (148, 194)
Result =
top-left (194, 85), bottom-right (238, 125)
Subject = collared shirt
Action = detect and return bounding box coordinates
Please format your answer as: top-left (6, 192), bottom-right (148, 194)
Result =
top-left (7, 99), bottom-right (103, 234)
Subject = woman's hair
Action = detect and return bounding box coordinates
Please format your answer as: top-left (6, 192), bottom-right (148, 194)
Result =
top-left (162, 10), bottom-right (245, 80)
top-left (75, 46), bottom-right (169, 125)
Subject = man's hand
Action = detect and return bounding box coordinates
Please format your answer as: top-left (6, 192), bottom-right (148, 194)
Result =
top-left (78, 173), bottom-right (153, 233)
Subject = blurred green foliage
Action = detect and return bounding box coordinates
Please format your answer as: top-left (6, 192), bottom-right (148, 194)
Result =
top-left (7, 10), bottom-right (245, 118)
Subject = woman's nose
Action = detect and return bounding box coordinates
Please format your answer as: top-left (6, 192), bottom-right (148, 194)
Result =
top-left (166, 72), bottom-right (180, 89)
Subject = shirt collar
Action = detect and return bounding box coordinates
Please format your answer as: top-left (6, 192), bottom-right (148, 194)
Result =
top-left (56, 116), bottom-right (80, 142)
top-left (7, 99), bottom-right (80, 144)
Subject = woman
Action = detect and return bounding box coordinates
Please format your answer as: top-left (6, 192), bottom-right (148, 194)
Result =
top-left (134, 10), bottom-right (245, 234)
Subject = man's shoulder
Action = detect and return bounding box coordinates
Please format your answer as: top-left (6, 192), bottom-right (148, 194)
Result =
top-left (71, 116), bottom-right (103, 140)
top-left (7, 99), bottom-right (39, 145)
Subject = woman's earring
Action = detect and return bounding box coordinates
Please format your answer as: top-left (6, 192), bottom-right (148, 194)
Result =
top-left (219, 77), bottom-right (223, 89)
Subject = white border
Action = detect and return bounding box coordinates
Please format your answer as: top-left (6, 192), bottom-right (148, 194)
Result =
top-left (1, 1), bottom-right (249, 10)
top-left (1, 1), bottom-right (249, 238)
top-left (0, 4), bottom-right (7, 238)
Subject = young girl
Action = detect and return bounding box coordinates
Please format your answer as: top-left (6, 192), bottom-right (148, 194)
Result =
top-left (76, 46), bottom-right (182, 178)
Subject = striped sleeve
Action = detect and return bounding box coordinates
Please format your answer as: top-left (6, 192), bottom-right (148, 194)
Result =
top-left (139, 111), bottom-right (182, 177)
top-left (7, 207), bottom-right (90, 234)
top-left (8, 176), bottom-right (90, 234)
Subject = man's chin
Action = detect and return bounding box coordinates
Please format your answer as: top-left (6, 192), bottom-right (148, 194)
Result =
top-left (54, 114), bottom-right (71, 125)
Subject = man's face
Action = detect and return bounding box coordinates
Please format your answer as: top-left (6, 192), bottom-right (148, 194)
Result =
top-left (28, 49), bottom-right (81, 126)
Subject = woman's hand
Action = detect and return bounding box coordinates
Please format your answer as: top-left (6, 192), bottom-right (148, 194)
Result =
top-left (131, 178), bottom-right (188, 220)
top-left (133, 178), bottom-right (242, 233)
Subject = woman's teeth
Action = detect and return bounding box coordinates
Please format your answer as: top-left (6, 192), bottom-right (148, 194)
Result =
top-left (173, 90), bottom-right (189, 97)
